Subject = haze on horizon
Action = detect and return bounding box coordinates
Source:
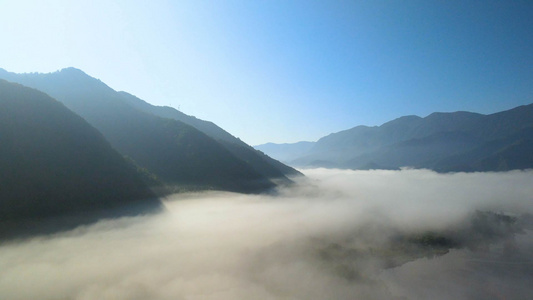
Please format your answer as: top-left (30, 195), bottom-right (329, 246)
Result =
top-left (1, 0), bottom-right (532, 145)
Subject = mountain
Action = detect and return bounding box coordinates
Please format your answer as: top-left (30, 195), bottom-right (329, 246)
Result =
top-left (254, 141), bottom-right (315, 164)
top-left (0, 79), bottom-right (160, 224)
top-left (117, 91), bottom-right (301, 180)
top-left (432, 126), bottom-right (533, 172)
top-left (0, 68), bottom-right (295, 193)
top-left (256, 104), bottom-right (533, 172)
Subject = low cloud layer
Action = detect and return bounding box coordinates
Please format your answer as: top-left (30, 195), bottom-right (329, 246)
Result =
top-left (1, 169), bottom-right (532, 300)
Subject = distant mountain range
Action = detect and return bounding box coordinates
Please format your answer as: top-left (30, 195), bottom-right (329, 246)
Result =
top-left (255, 104), bottom-right (533, 172)
top-left (0, 79), bottom-right (161, 224)
top-left (0, 68), bottom-right (300, 195)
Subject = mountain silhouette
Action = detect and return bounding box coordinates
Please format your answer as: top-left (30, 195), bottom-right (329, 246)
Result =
top-left (117, 91), bottom-right (301, 181)
top-left (0, 68), bottom-right (295, 193)
top-left (0, 79), bottom-right (161, 227)
top-left (256, 104), bottom-right (533, 172)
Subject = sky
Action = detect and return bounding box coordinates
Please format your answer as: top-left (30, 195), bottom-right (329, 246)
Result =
top-left (1, 0), bottom-right (532, 145)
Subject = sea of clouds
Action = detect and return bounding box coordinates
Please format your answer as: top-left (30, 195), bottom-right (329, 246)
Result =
top-left (1, 168), bottom-right (532, 300)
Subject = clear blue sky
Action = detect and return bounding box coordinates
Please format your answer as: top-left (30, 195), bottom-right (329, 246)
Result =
top-left (1, 0), bottom-right (532, 145)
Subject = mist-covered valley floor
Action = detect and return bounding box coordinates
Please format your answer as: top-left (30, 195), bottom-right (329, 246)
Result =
top-left (1, 169), bottom-right (532, 300)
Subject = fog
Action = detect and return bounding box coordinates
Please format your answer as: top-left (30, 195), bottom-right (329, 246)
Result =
top-left (1, 169), bottom-right (532, 300)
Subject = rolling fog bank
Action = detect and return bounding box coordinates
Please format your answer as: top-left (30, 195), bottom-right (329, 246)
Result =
top-left (1, 169), bottom-right (532, 299)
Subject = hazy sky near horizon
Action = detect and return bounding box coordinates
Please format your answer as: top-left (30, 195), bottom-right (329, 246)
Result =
top-left (1, 0), bottom-right (533, 145)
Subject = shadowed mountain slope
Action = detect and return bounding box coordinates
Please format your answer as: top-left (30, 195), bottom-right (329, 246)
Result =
top-left (0, 79), bottom-right (160, 223)
top-left (117, 91), bottom-right (301, 180)
top-left (0, 68), bottom-right (276, 193)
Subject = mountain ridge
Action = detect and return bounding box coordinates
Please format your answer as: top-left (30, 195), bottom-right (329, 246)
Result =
top-left (256, 103), bottom-right (533, 172)
top-left (117, 91), bottom-right (302, 180)
top-left (0, 79), bottom-right (161, 224)
top-left (0, 68), bottom-right (297, 193)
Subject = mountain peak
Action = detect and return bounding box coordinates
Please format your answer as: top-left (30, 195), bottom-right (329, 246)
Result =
top-left (59, 67), bottom-right (86, 74)
top-left (381, 115), bottom-right (422, 128)
top-left (0, 67), bottom-right (88, 77)
top-left (56, 67), bottom-right (93, 79)
top-left (426, 110), bottom-right (483, 119)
